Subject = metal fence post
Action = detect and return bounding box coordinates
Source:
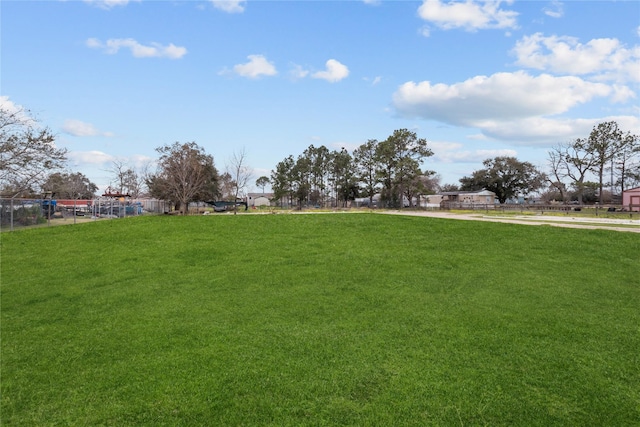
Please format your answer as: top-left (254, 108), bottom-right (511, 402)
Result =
top-left (10, 198), bottom-right (14, 232)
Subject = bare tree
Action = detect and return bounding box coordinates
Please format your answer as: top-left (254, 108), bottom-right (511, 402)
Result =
top-left (546, 145), bottom-right (569, 203)
top-left (226, 148), bottom-right (252, 214)
top-left (0, 105), bottom-right (67, 197)
top-left (108, 159), bottom-right (145, 198)
top-left (108, 159), bottom-right (128, 194)
top-left (146, 142), bottom-right (219, 215)
top-left (562, 139), bottom-right (598, 205)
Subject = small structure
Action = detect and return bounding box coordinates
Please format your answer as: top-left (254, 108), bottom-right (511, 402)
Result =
top-left (622, 186), bottom-right (640, 211)
top-left (102, 187), bottom-right (131, 199)
top-left (426, 190), bottom-right (497, 209)
top-left (247, 193), bottom-right (273, 208)
top-left (99, 187), bottom-right (133, 217)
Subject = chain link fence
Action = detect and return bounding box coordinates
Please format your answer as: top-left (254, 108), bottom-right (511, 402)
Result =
top-left (1, 198), bottom-right (171, 231)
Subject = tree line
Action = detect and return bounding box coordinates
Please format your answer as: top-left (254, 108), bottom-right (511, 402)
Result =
top-left (266, 122), bottom-right (639, 206)
top-left (268, 129), bottom-right (434, 208)
top-left (2, 104), bottom-right (638, 213)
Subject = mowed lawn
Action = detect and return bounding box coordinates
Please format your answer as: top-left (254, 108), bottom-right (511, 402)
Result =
top-left (1, 213), bottom-right (638, 426)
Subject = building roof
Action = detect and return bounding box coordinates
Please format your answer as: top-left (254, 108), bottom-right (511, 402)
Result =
top-left (439, 189), bottom-right (495, 196)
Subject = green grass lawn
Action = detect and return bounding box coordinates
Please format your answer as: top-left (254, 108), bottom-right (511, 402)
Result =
top-left (2, 213), bottom-right (639, 425)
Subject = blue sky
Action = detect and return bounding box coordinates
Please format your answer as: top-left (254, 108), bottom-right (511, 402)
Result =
top-left (2, 0), bottom-right (639, 193)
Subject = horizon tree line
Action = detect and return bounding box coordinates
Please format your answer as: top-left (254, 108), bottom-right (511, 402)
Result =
top-left (2, 104), bottom-right (638, 210)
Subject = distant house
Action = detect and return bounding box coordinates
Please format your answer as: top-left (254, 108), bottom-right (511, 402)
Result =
top-left (354, 194), bottom-right (381, 208)
top-left (247, 193), bottom-right (273, 207)
top-left (425, 190), bottom-right (497, 208)
top-left (622, 187), bottom-right (640, 211)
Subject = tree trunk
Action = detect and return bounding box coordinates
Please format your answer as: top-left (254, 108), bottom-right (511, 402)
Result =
top-left (598, 168), bottom-right (605, 204)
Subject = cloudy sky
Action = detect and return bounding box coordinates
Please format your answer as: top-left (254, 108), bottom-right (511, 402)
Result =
top-left (3, 0), bottom-right (639, 192)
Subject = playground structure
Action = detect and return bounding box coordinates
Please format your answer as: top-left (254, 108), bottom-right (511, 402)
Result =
top-left (93, 188), bottom-right (140, 217)
top-left (205, 200), bottom-right (248, 212)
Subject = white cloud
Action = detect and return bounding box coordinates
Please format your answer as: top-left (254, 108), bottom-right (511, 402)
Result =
top-left (312, 59), bottom-right (349, 83)
top-left (85, 38), bottom-right (102, 49)
top-left (513, 33), bottom-right (640, 83)
top-left (362, 0), bottom-right (381, 5)
top-left (127, 154), bottom-right (154, 169)
top-left (393, 71), bottom-right (612, 126)
top-left (68, 150), bottom-right (115, 165)
top-left (232, 55), bottom-right (277, 79)
top-left (62, 119), bottom-right (113, 137)
top-left (210, 0), bottom-right (246, 13)
top-left (363, 76), bottom-right (382, 86)
top-left (479, 115), bottom-right (640, 143)
top-left (86, 38), bottom-right (187, 59)
top-left (83, 0), bottom-right (138, 9)
top-left (467, 133), bottom-right (489, 140)
top-left (417, 0), bottom-right (518, 32)
top-left (289, 64), bottom-right (309, 80)
top-left (543, 0), bottom-right (563, 18)
top-left (610, 85), bottom-right (637, 103)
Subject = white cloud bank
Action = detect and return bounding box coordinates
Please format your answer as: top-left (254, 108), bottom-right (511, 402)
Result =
top-left (231, 55), bottom-right (277, 79)
top-left (312, 59), bottom-right (350, 83)
top-left (86, 38), bottom-right (187, 59)
top-left (392, 70), bottom-right (639, 144)
top-left (417, 0), bottom-right (518, 32)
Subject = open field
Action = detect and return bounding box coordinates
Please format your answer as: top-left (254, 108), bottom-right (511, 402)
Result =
top-left (2, 214), bottom-right (639, 425)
